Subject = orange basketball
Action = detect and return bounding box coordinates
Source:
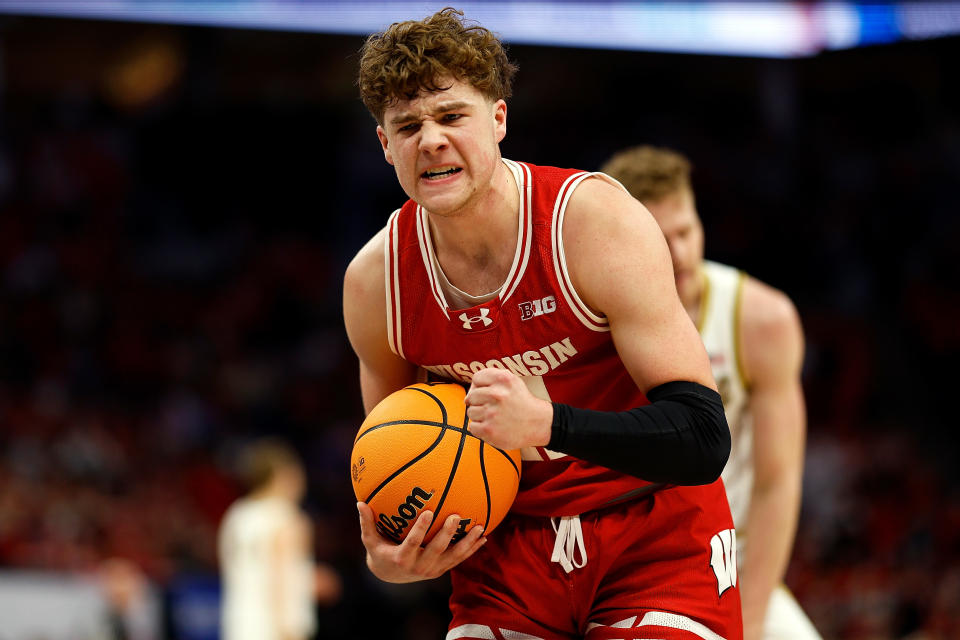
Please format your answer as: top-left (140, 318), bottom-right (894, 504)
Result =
top-left (351, 382), bottom-right (521, 545)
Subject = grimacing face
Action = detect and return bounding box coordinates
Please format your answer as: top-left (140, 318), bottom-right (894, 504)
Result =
top-left (643, 187), bottom-right (705, 307)
top-left (376, 78), bottom-right (506, 217)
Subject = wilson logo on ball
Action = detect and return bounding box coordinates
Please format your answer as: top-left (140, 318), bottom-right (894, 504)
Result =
top-left (376, 486), bottom-right (434, 543)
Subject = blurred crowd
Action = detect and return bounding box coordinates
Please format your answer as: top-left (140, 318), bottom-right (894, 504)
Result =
top-left (0, 16), bottom-right (958, 640)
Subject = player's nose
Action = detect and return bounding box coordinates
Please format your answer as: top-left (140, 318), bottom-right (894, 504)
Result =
top-left (418, 121), bottom-right (448, 154)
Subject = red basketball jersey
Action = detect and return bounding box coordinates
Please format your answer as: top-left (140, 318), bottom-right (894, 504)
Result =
top-left (385, 159), bottom-right (660, 516)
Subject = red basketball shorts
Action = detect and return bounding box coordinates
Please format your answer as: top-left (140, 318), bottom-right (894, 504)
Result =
top-left (448, 481), bottom-right (742, 640)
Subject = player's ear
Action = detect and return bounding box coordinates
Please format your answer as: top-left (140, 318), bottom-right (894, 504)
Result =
top-left (493, 99), bottom-right (507, 143)
top-left (376, 125), bottom-right (394, 166)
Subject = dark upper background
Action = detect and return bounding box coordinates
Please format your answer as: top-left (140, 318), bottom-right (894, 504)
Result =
top-left (0, 14), bottom-right (957, 640)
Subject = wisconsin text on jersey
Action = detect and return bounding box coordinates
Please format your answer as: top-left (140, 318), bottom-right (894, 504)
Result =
top-left (422, 337), bottom-right (578, 383)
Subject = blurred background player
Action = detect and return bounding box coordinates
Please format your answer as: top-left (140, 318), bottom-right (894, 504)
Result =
top-left (218, 438), bottom-right (341, 640)
top-left (601, 145), bottom-right (820, 640)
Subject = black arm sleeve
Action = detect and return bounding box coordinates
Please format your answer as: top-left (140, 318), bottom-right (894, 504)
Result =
top-left (547, 380), bottom-right (730, 485)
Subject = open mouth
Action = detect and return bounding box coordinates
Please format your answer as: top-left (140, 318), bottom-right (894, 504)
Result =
top-left (421, 166), bottom-right (463, 180)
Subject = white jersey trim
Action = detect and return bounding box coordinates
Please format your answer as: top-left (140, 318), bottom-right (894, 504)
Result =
top-left (500, 159), bottom-right (533, 304)
top-left (415, 204), bottom-right (452, 319)
top-left (552, 172), bottom-right (611, 332)
top-left (384, 208), bottom-right (405, 358)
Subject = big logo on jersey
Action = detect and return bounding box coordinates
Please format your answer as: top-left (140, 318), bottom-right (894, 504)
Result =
top-left (458, 308), bottom-right (492, 330)
top-left (518, 295), bottom-right (556, 321)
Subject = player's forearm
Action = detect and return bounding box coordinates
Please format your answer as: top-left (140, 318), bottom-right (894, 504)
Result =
top-left (739, 476), bottom-right (802, 637)
top-left (548, 381), bottom-right (730, 484)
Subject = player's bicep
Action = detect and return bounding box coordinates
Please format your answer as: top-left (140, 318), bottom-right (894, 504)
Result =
top-left (741, 284), bottom-right (806, 484)
top-left (343, 230), bottom-right (418, 413)
top-left (564, 180), bottom-right (715, 393)
top-left (608, 267), bottom-right (716, 393)
top-left (751, 380), bottom-right (805, 488)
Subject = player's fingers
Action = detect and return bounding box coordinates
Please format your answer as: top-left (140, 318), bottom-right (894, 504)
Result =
top-left (443, 527), bottom-right (486, 572)
top-left (465, 404), bottom-right (487, 423)
top-left (357, 502), bottom-right (372, 535)
top-left (466, 385), bottom-right (508, 412)
top-left (458, 523), bottom-right (484, 549)
top-left (422, 513), bottom-right (461, 557)
top-left (469, 367), bottom-right (508, 389)
top-left (460, 529), bottom-right (488, 559)
top-left (468, 368), bottom-right (493, 388)
top-left (357, 502), bottom-right (388, 548)
top-left (396, 509), bottom-right (434, 556)
top-left (464, 384), bottom-right (492, 407)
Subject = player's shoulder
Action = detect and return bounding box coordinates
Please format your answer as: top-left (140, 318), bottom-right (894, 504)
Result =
top-left (568, 171), bottom-right (635, 207)
top-left (219, 497), bottom-right (251, 531)
top-left (564, 173), bottom-right (651, 237)
top-left (558, 174), bottom-right (670, 313)
top-left (740, 273), bottom-right (799, 331)
top-left (516, 160), bottom-right (634, 217)
top-left (736, 271), bottom-right (803, 364)
top-left (344, 225), bottom-right (389, 301)
top-left (346, 225), bottom-right (388, 274)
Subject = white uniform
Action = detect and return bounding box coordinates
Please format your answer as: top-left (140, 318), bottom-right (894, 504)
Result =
top-left (218, 496), bottom-right (316, 640)
top-left (699, 260), bottom-right (821, 640)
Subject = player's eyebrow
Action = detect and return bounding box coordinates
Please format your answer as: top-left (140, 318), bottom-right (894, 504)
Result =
top-left (390, 101), bottom-right (472, 125)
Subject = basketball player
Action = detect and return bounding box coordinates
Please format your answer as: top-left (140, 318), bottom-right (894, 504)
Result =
top-left (343, 9), bottom-right (741, 639)
top-left (219, 439), bottom-right (338, 640)
top-left (600, 146), bottom-right (820, 640)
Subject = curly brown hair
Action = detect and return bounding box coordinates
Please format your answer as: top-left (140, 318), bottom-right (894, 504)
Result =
top-left (600, 145), bottom-right (693, 203)
top-left (358, 7), bottom-right (517, 124)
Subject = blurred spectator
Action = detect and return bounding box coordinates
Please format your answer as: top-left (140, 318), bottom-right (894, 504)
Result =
top-left (99, 557), bottom-right (159, 640)
top-left (218, 438), bottom-right (341, 640)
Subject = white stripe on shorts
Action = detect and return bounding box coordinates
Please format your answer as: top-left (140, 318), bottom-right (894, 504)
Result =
top-left (499, 630), bottom-right (545, 640)
top-left (587, 611), bottom-right (726, 640)
top-left (446, 624), bottom-right (545, 640)
top-left (446, 624), bottom-right (495, 640)
top-left (637, 611), bottom-right (726, 640)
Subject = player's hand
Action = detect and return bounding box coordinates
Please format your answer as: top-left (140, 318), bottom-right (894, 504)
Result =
top-left (357, 502), bottom-right (486, 583)
top-left (465, 368), bottom-right (553, 450)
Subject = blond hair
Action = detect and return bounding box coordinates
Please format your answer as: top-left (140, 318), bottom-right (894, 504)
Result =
top-left (358, 7), bottom-right (517, 124)
top-left (600, 145), bottom-right (693, 203)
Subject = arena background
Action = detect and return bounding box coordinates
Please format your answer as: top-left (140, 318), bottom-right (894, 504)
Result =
top-left (0, 3), bottom-right (958, 639)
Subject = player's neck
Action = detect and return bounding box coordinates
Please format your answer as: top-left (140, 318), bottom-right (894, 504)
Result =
top-left (427, 162), bottom-right (519, 295)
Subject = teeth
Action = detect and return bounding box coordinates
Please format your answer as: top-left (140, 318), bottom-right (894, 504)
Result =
top-left (423, 166), bottom-right (460, 179)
